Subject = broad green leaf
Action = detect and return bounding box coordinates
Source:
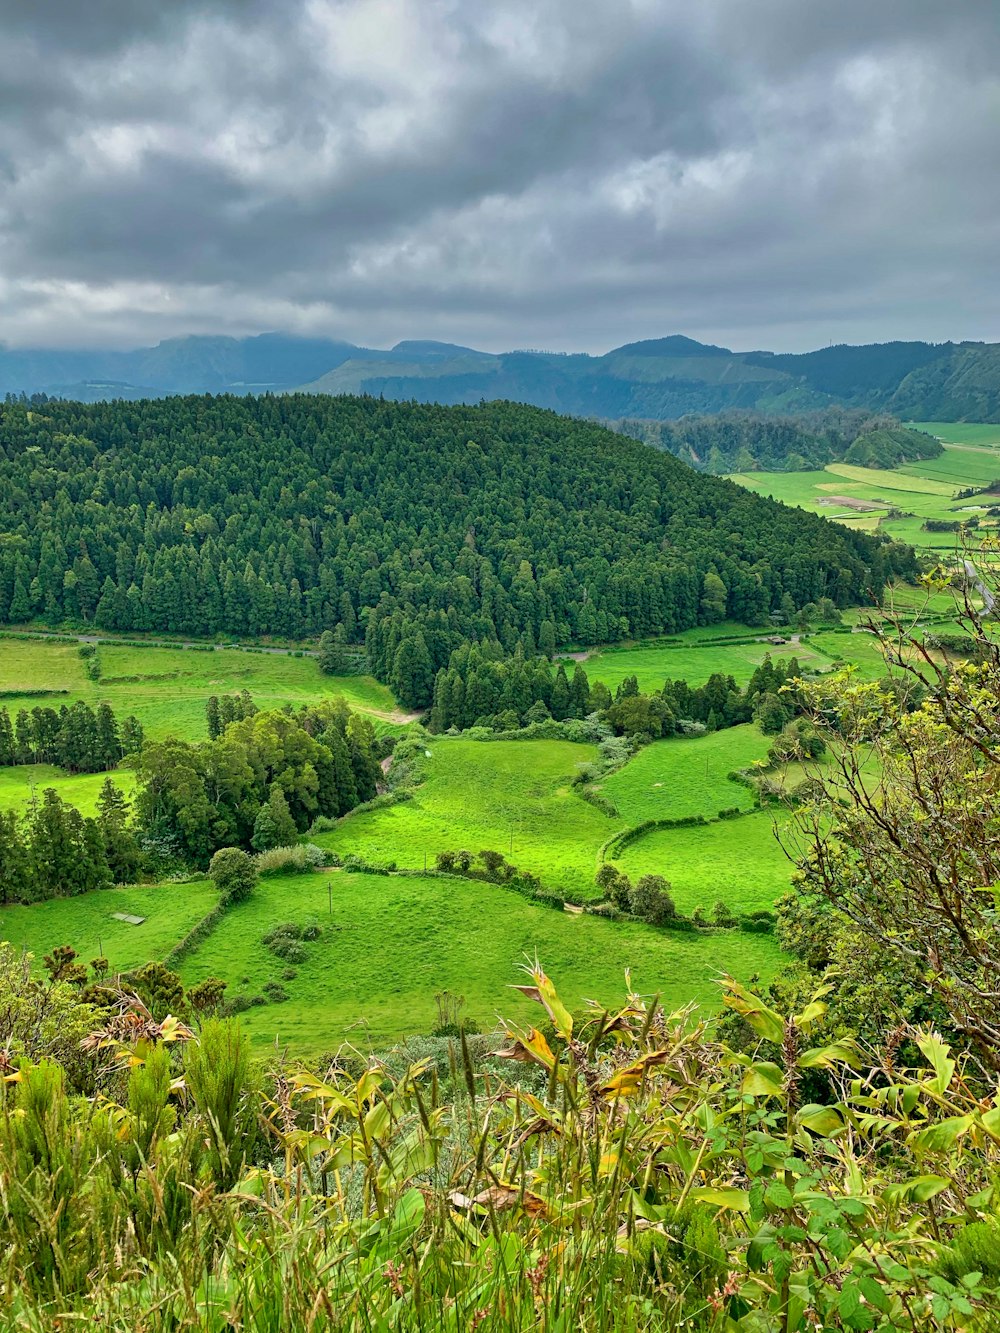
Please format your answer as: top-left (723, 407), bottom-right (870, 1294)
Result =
top-left (690, 1186), bottom-right (750, 1212)
top-left (882, 1174), bottom-right (951, 1203)
top-left (909, 1114), bottom-right (974, 1154)
top-left (765, 1181), bottom-right (794, 1210)
top-left (720, 977), bottom-right (785, 1045)
top-left (798, 1041), bottom-right (861, 1069)
top-left (796, 1104), bottom-right (844, 1135)
top-left (741, 1062), bottom-right (784, 1098)
top-left (916, 1031), bottom-right (956, 1096)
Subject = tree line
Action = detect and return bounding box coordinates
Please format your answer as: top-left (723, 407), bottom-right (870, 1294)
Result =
top-left (427, 641), bottom-right (807, 740)
top-left (0, 780), bottom-right (140, 903)
top-left (0, 396), bottom-right (915, 697)
top-left (0, 697), bottom-right (383, 901)
top-left (620, 408), bottom-right (942, 474)
top-left (0, 700), bottom-right (143, 772)
top-left (137, 699), bottom-right (383, 865)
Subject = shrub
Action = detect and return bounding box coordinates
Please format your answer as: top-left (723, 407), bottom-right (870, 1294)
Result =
top-left (629, 875), bottom-right (676, 925)
top-left (254, 843), bottom-right (328, 876)
top-left (712, 900), bottom-right (737, 928)
top-left (262, 982), bottom-right (289, 1003)
top-left (209, 847), bottom-right (258, 904)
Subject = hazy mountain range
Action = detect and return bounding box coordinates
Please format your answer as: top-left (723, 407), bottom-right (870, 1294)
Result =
top-left (4, 332), bottom-right (1000, 421)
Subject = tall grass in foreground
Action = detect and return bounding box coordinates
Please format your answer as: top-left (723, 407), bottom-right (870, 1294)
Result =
top-left (1, 964), bottom-right (998, 1330)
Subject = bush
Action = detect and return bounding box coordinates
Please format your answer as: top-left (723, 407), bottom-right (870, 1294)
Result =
top-left (262, 982), bottom-right (289, 1003)
top-left (254, 843), bottom-right (328, 876)
top-left (209, 847), bottom-right (258, 904)
top-left (712, 900), bottom-right (737, 928)
top-left (629, 875), bottom-right (676, 925)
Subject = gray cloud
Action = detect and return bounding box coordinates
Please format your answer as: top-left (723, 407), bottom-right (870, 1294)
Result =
top-left (0, 0), bottom-right (996, 351)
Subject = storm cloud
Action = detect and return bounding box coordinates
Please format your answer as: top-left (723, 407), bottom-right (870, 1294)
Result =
top-left (0, 0), bottom-right (997, 351)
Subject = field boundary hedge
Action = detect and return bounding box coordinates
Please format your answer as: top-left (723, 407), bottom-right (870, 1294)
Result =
top-left (163, 899), bottom-right (226, 969)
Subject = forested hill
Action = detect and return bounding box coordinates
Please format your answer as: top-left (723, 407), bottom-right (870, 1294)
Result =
top-left (5, 331), bottom-right (1000, 421)
top-left (0, 395), bottom-right (914, 697)
top-left (616, 410), bottom-right (942, 474)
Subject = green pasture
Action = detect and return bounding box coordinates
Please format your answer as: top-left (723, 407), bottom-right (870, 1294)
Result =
top-left (578, 637), bottom-right (825, 696)
top-left (910, 422), bottom-right (1000, 448)
top-left (316, 737), bottom-right (610, 897)
top-left (600, 725), bottom-right (769, 824)
top-left (613, 810), bottom-right (795, 917)
top-left (0, 637), bottom-right (400, 740)
top-left (0, 880), bottom-right (217, 974)
top-left (177, 871), bottom-right (783, 1052)
top-left (731, 438), bottom-right (1000, 558)
top-left (0, 765), bottom-right (137, 816)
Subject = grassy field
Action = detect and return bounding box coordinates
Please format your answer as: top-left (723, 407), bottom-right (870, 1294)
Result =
top-left (730, 429), bottom-right (1000, 559)
top-left (317, 737), bottom-right (611, 897)
top-left (318, 725), bottom-right (802, 904)
top-left (910, 421), bottom-right (1000, 448)
top-left (177, 871), bottom-right (783, 1051)
top-left (0, 869), bottom-right (782, 1053)
top-left (0, 765), bottom-right (137, 816)
top-left (0, 637), bottom-right (400, 740)
top-left (600, 725), bottom-right (770, 823)
top-left (574, 636), bottom-right (825, 695)
top-left (0, 880), bottom-right (217, 973)
top-left (614, 810), bottom-right (795, 917)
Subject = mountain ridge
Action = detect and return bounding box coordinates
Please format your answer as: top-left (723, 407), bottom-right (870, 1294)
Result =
top-left (3, 331), bottom-right (998, 421)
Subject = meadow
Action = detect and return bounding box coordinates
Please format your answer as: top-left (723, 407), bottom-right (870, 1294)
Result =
top-left (316, 737), bottom-right (612, 896)
top-left (730, 436), bottom-right (1000, 556)
top-left (614, 810), bottom-right (795, 916)
top-left (197, 872), bottom-right (781, 1051)
top-left (0, 764), bottom-right (137, 815)
top-left (909, 420), bottom-right (1000, 448)
top-left (0, 636), bottom-right (401, 739)
top-left (0, 879), bottom-right (217, 974)
top-left (0, 867), bottom-right (781, 1052)
top-left (599, 724), bottom-right (771, 823)
top-left (571, 634), bottom-right (826, 695)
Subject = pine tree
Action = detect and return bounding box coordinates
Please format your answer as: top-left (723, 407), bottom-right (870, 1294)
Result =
top-left (206, 696), bottom-right (222, 741)
top-left (97, 778), bottom-right (142, 884)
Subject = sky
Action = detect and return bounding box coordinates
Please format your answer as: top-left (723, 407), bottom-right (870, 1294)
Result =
top-left (1, 0), bottom-right (998, 354)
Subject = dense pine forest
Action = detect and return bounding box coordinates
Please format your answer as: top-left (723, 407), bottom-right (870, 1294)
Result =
top-left (0, 396), bottom-right (914, 699)
top-left (617, 410), bottom-right (942, 474)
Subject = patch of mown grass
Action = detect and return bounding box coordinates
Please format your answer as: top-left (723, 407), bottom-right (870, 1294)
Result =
top-left (178, 871), bottom-right (783, 1051)
top-left (0, 880), bottom-right (217, 973)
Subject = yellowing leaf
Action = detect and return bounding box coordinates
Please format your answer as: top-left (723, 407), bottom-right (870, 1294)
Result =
top-left (741, 1062), bottom-right (785, 1098)
top-left (691, 1186), bottom-right (750, 1212)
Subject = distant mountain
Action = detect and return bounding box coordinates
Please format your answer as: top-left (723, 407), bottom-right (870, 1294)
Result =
top-left (4, 331), bottom-right (1000, 421)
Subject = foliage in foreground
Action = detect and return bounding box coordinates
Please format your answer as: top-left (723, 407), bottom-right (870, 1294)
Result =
top-left (1, 963), bottom-right (999, 1331)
